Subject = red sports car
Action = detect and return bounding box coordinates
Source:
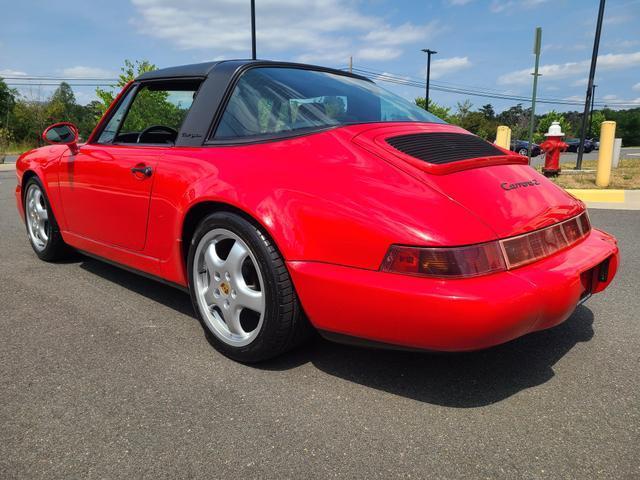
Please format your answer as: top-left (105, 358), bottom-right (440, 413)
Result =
top-left (15, 60), bottom-right (619, 362)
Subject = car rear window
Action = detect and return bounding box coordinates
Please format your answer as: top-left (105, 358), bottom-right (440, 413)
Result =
top-left (212, 67), bottom-right (444, 141)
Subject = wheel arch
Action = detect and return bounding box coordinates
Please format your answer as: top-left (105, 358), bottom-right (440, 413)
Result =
top-left (180, 200), bottom-right (285, 265)
top-left (21, 170), bottom-right (39, 203)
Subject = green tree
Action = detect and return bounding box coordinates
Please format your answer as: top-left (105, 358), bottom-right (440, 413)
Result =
top-left (414, 98), bottom-right (452, 122)
top-left (10, 99), bottom-right (48, 147)
top-left (96, 59), bottom-right (157, 116)
top-left (496, 103), bottom-right (531, 140)
top-left (479, 104), bottom-right (495, 120)
top-left (602, 107), bottom-right (640, 146)
top-left (535, 110), bottom-right (572, 143)
top-left (0, 78), bottom-right (17, 129)
top-left (589, 110), bottom-right (606, 138)
top-left (46, 82), bottom-right (77, 124)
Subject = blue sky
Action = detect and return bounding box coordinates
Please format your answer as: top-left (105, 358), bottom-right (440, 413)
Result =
top-left (1, 0), bottom-right (638, 113)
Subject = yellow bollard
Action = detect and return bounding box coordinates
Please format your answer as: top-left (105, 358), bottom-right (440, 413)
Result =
top-left (596, 121), bottom-right (616, 187)
top-left (495, 125), bottom-right (511, 149)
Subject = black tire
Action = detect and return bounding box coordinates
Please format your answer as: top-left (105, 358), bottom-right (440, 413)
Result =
top-left (518, 148), bottom-right (528, 156)
top-left (187, 212), bottom-right (312, 363)
top-left (23, 177), bottom-right (69, 262)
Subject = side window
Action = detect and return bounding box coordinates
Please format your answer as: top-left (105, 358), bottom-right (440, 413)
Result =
top-left (98, 80), bottom-right (200, 145)
top-left (97, 87), bottom-right (136, 144)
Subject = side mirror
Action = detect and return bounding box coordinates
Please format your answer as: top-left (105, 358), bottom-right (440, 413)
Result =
top-left (42, 122), bottom-right (79, 154)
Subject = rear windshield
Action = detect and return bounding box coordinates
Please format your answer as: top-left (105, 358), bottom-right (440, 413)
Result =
top-left (213, 67), bottom-right (444, 141)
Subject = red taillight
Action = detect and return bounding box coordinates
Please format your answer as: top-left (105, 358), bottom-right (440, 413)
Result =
top-left (380, 242), bottom-right (507, 278)
top-left (381, 212), bottom-right (590, 278)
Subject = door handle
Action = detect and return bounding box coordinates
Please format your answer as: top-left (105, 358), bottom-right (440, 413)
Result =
top-left (131, 165), bottom-right (153, 177)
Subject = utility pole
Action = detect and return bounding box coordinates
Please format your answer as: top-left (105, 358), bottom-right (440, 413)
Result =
top-left (588, 84), bottom-right (597, 138)
top-left (577, 0), bottom-right (606, 170)
top-left (250, 0), bottom-right (257, 60)
top-left (421, 48), bottom-right (437, 111)
top-left (527, 27), bottom-right (542, 165)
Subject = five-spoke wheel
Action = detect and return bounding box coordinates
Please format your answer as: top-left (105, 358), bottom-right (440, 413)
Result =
top-left (23, 177), bottom-right (67, 261)
top-left (25, 183), bottom-right (50, 251)
top-left (193, 229), bottom-right (266, 347)
top-left (187, 212), bottom-right (311, 362)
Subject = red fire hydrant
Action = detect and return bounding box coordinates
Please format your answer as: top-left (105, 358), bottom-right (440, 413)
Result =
top-left (539, 121), bottom-right (567, 177)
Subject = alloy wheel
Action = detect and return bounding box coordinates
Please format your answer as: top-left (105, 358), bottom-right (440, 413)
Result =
top-left (25, 184), bottom-right (49, 251)
top-left (193, 228), bottom-right (266, 347)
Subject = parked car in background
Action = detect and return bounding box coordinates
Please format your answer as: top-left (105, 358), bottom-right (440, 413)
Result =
top-left (565, 138), bottom-right (594, 153)
top-left (510, 140), bottom-right (541, 157)
top-left (591, 138), bottom-right (600, 150)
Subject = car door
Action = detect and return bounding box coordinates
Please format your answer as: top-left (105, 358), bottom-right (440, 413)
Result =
top-left (58, 80), bottom-right (200, 251)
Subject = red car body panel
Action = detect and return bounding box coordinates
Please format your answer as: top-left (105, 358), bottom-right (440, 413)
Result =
top-left (15, 66), bottom-right (619, 352)
top-left (289, 228), bottom-right (618, 351)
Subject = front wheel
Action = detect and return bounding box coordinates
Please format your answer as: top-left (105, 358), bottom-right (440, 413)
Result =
top-left (518, 148), bottom-right (528, 156)
top-left (23, 177), bottom-right (68, 261)
top-left (187, 212), bottom-right (311, 362)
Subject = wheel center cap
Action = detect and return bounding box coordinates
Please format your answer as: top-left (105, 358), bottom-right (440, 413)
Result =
top-left (219, 282), bottom-right (230, 296)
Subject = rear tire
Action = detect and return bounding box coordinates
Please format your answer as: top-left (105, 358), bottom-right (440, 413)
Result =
top-left (187, 212), bottom-right (312, 363)
top-left (23, 177), bottom-right (69, 261)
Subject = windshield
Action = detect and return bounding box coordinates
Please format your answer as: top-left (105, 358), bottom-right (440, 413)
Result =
top-left (213, 67), bottom-right (445, 141)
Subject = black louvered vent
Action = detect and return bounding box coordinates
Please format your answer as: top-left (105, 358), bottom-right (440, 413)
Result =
top-left (386, 132), bottom-right (505, 165)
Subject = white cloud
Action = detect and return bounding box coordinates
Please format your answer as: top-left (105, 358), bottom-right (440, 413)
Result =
top-left (563, 95), bottom-right (584, 102)
top-left (498, 51), bottom-right (640, 85)
top-left (60, 66), bottom-right (116, 78)
top-left (604, 14), bottom-right (630, 26)
top-left (602, 94), bottom-right (619, 102)
top-left (490, 0), bottom-right (549, 13)
top-left (429, 56), bottom-right (472, 79)
top-left (446, 0), bottom-right (474, 5)
top-left (356, 47), bottom-right (402, 61)
top-left (362, 21), bottom-right (444, 46)
top-left (633, 82), bottom-right (640, 91)
top-left (0, 69), bottom-right (27, 77)
top-left (521, 0), bottom-right (550, 6)
top-left (490, 1), bottom-right (514, 13)
top-left (130, 0), bottom-right (446, 65)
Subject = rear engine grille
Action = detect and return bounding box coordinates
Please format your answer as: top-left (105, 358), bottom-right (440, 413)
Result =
top-left (386, 132), bottom-right (505, 165)
top-left (500, 212), bottom-right (591, 269)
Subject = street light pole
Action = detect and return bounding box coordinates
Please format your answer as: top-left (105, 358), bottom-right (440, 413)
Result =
top-left (421, 49), bottom-right (437, 111)
top-left (250, 0), bottom-right (257, 60)
top-left (527, 27), bottom-right (542, 165)
top-left (576, 0), bottom-right (606, 170)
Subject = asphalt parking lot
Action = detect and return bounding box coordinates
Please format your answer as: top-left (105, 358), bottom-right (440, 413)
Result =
top-left (0, 170), bottom-right (639, 479)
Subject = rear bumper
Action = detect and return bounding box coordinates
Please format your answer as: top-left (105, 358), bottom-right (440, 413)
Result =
top-left (288, 228), bottom-right (619, 351)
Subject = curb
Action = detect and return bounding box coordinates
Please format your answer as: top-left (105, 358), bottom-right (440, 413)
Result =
top-left (566, 189), bottom-right (640, 211)
top-left (0, 163), bottom-right (16, 172)
top-left (566, 189), bottom-right (625, 203)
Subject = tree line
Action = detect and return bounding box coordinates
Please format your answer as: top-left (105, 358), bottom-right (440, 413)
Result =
top-left (415, 97), bottom-right (640, 146)
top-left (1, 59), bottom-right (639, 153)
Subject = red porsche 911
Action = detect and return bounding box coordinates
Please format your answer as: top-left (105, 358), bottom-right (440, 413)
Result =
top-left (15, 60), bottom-right (619, 362)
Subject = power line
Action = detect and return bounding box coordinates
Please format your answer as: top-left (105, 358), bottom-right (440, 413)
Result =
top-left (349, 65), bottom-right (640, 108)
top-left (1, 76), bottom-right (118, 81)
top-left (353, 67), bottom-right (637, 107)
top-left (5, 83), bottom-right (116, 87)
